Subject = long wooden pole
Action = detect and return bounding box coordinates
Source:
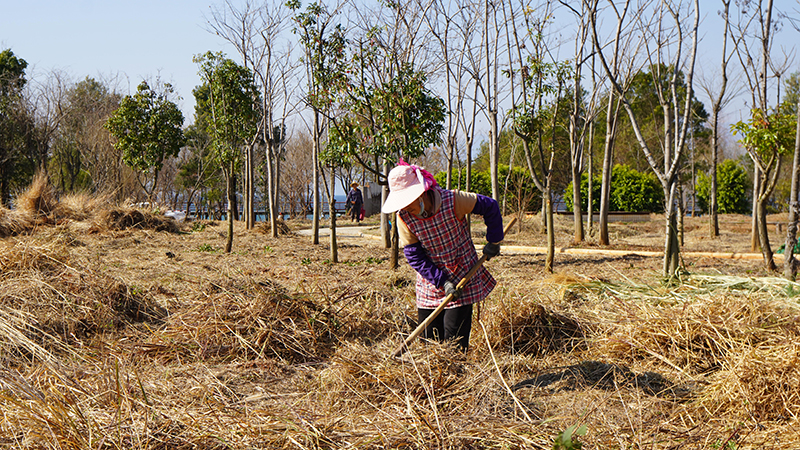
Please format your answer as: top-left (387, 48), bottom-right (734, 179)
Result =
top-left (391, 217), bottom-right (517, 358)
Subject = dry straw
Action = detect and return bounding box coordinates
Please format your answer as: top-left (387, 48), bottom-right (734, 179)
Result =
top-left (2, 176), bottom-right (800, 448)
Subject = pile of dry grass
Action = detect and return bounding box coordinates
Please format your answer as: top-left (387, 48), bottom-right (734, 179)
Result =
top-left (255, 218), bottom-right (291, 235)
top-left (0, 173), bottom-right (179, 236)
top-left (97, 207), bottom-right (181, 233)
top-left (484, 294), bottom-right (584, 356)
top-left (142, 277), bottom-right (339, 362)
top-left (547, 274), bottom-right (800, 424)
top-left (0, 231), bottom-right (166, 364)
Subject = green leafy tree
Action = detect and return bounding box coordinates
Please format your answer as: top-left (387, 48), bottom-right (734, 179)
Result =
top-left (695, 159), bottom-right (749, 214)
top-left (732, 109), bottom-right (796, 271)
top-left (323, 28), bottom-right (445, 267)
top-left (0, 49), bottom-right (33, 206)
top-left (288, 0), bottom-right (349, 260)
top-left (105, 81), bottom-right (185, 202)
top-left (194, 51), bottom-right (259, 253)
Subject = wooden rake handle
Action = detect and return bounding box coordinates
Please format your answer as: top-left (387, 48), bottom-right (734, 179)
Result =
top-left (391, 216), bottom-right (517, 358)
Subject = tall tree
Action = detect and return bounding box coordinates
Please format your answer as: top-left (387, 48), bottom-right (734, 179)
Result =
top-left (288, 0), bottom-right (346, 248)
top-left (50, 77), bottom-right (120, 193)
top-left (327, 62), bottom-right (446, 267)
top-left (511, 2), bottom-right (569, 273)
top-left (207, 0), bottom-right (295, 233)
top-left (696, 0), bottom-right (736, 237)
top-left (732, 109), bottom-right (795, 272)
top-left (0, 49), bottom-right (32, 206)
top-left (561, 0), bottom-right (601, 244)
top-left (194, 51), bottom-right (260, 253)
top-left (593, 0), bottom-right (701, 278)
top-left (731, 0), bottom-right (777, 252)
top-left (105, 80), bottom-right (186, 204)
top-left (785, 95), bottom-right (800, 280)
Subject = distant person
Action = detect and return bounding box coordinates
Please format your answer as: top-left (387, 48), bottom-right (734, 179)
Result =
top-left (346, 182), bottom-right (364, 223)
top-left (382, 159), bottom-right (503, 352)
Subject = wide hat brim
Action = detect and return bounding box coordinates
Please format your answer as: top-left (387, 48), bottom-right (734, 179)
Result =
top-left (381, 182), bottom-right (426, 213)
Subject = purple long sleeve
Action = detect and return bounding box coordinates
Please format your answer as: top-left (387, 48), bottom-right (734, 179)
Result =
top-left (472, 194), bottom-right (504, 243)
top-left (403, 242), bottom-right (447, 288)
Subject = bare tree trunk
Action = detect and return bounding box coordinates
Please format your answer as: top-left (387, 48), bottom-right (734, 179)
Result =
top-left (664, 183), bottom-right (680, 276)
top-left (266, 139), bottom-right (278, 237)
top-left (757, 194), bottom-right (776, 272)
top-left (572, 162), bottom-right (584, 243)
top-left (485, 0), bottom-right (500, 201)
top-left (599, 91), bottom-right (617, 246)
top-left (587, 122), bottom-right (595, 236)
top-left (784, 97), bottom-right (800, 280)
top-left (545, 185), bottom-right (555, 273)
top-left (751, 168), bottom-right (761, 252)
top-left (312, 110), bottom-right (321, 245)
top-left (677, 183), bottom-right (685, 246)
top-left (710, 110), bottom-right (721, 236)
top-left (382, 162), bottom-right (391, 249)
top-left (225, 165), bottom-right (235, 253)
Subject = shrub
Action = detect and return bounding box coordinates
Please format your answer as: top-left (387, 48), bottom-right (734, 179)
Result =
top-left (564, 172), bottom-right (602, 212)
top-left (611, 164), bottom-right (664, 212)
top-left (695, 159), bottom-right (750, 214)
top-left (435, 166), bottom-right (542, 212)
top-left (564, 165), bottom-right (664, 213)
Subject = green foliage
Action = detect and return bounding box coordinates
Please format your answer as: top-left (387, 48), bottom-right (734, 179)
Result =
top-left (193, 51), bottom-right (260, 174)
top-left (0, 48), bottom-right (34, 206)
top-left (553, 424), bottom-right (587, 450)
top-left (695, 159), bottom-right (750, 214)
top-left (195, 243), bottom-right (216, 252)
top-left (50, 77), bottom-right (121, 194)
top-left (564, 165), bottom-right (663, 212)
top-left (0, 49), bottom-right (27, 96)
top-left (434, 166), bottom-right (541, 213)
top-left (564, 172), bottom-right (602, 212)
top-left (500, 164), bottom-right (541, 212)
top-left (326, 62), bottom-right (445, 167)
top-left (731, 109), bottom-right (796, 163)
top-left (105, 80), bottom-right (185, 195)
top-left (779, 71), bottom-right (800, 116)
top-left (611, 164), bottom-right (664, 213)
top-left (434, 168), bottom-right (492, 196)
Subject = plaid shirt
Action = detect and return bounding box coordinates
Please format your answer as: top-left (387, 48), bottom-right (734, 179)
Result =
top-left (399, 188), bottom-right (496, 309)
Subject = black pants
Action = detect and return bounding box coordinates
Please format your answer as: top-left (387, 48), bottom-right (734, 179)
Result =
top-left (417, 303), bottom-right (473, 351)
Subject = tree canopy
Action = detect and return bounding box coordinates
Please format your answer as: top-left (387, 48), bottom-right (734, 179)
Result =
top-left (105, 81), bottom-right (185, 200)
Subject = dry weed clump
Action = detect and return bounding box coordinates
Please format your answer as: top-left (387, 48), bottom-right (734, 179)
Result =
top-left (255, 218), bottom-right (291, 235)
top-left (97, 207), bottom-right (181, 233)
top-left (484, 293), bottom-right (584, 356)
top-left (144, 277), bottom-right (338, 363)
top-left (56, 190), bottom-right (112, 221)
top-left (0, 234), bottom-right (166, 365)
top-left (700, 341), bottom-right (800, 422)
top-left (13, 172), bottom-right (60, 224)
top-left (308, 341), bottom-right (554, 449)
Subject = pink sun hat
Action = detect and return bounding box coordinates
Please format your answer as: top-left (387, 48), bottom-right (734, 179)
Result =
top-left (381, 162), bottom-right (437, 213)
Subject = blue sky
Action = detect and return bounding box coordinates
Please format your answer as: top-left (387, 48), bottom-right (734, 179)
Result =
top-left (2, 1), bottom-right (797, 132)
top-left (1, 0), bottom-right (233, 121)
